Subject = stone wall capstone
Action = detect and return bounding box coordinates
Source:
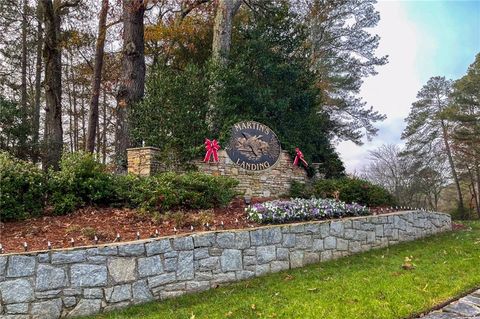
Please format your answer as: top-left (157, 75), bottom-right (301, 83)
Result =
top-left (0, 211), bottom-right (451, 318)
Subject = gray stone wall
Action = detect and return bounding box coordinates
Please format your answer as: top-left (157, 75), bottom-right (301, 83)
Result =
top-left (193, 150), bottom-right (309, 197)
top-left (0, 211), bottom-right (451, 319)
top-left (127, 147), bottom-right (309, 198)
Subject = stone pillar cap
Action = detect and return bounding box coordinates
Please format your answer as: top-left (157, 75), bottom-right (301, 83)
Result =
top-left (126, 147), bottom-right (161, 151)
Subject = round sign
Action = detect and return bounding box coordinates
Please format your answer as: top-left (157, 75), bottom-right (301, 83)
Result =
top-left (225, 121), bottom-right (281, 171)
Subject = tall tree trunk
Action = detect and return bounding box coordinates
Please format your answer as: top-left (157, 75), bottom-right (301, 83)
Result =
top-left (66, 60), bottom-right (74, 152)
top-left (95, 91), bottom-right (102, 157)
top-left (207, 0), bottom-right (242, 133)
top-left (86, 0), bottom-right (109, 153)
top-left (96, 87), bottom-right (106, 157)
top-left (17, 0), bottom-right (29, 159)
top-left (102, 89), bottom-right (107, 164)
top-left (67, 53), bottom-right (80, 151)
top-left (115, 0), bottom-right (146, 172)
top-left (475, 160), bottom-right (480, 216)
top-left (16, 0), bottom-right (31, 159)
top-left (41, 0), bottom-right (63, 170)
top-left (80, 85), bottom-right (86, 148)
top-left (21, 0), bottom-right (28, 112)
top-left (441, 120), bottom-right (465, 217)
top-left (68, 100), bottom-right (74, 152)
top-left (32, 2), bottom-right (44, 164)
top-left (211, 0), bottom-right (242, 65)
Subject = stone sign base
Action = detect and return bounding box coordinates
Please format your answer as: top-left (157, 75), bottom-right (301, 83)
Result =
top-left (127, 147), bottom-right (309, 197)
top-left (194, 150), bottom-right (308, 197)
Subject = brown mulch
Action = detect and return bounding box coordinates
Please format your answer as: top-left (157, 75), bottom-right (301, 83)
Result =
top-left (0, 200), bottom-right (409, 254)
top-left (0, 198), bottom-right (266, 254)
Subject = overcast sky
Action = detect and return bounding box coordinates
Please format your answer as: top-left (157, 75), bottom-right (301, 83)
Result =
top-left (336, 0), bottom-right (480, 174)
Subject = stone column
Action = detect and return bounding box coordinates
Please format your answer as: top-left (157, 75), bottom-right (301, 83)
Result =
top-left (126, 147), bottom-right (161, 176)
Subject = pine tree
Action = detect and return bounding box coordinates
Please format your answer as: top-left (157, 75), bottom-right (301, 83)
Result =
top-left (446, 54), bottom-right (480, 216)
top-left (402, 76), bottom-right (465, 217)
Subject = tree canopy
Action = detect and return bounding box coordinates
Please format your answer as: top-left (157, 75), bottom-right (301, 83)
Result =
top-left (0, 0), bottom-right (388, 177)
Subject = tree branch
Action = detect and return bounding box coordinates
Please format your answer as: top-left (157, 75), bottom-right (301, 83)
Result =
top-left (180, 0), bottom-right (210, 21)
top-left (106, 19), bottom-right (122, 29)
top-left (56, 0), bottom-right (81, 12)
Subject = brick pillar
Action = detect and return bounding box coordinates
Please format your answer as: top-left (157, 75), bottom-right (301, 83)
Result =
top-left (127, 147), bottom-right (161, 176)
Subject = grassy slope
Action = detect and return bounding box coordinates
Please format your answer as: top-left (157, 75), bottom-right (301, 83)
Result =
top-left (89, 221), bottom-right (480, 319)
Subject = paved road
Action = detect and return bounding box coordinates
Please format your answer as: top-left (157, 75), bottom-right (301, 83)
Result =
top-left (421, 290), bottom-right (480, 318)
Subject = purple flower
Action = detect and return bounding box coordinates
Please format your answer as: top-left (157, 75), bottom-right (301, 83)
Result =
top-left (246, 198), bottom-right (369, 224)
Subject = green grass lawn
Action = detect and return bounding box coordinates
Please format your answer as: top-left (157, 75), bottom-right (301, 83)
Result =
top-left (89, 221), bottom-right (480, 319)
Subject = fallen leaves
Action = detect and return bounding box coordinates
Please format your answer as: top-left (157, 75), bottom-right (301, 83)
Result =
top-left (402, 256), bottom-right (416, 270)
top-left (283, 274), bottom-right (294, 281)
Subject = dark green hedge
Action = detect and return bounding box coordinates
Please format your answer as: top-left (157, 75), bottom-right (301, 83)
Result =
top-left (113, 172), bottom-right (239, 213)
top-left (1, 152), bottom-right (239, 220)
top-left (0, 151), bottom-right (45, 220)
top-left (290, 178), bottom-right (396, 207)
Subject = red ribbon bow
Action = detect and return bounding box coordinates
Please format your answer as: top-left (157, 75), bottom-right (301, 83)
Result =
top-left (293, 147), bottom-right (308, 167)
top-left (204, 138), bottom-right (220, 163)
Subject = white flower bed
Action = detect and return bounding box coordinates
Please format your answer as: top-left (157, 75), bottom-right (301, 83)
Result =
top-left (247, 198), bottom-right (369, 224)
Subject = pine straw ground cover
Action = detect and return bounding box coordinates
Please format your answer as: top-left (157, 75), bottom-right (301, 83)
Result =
top-left (87, 221), bottom-right (480, 319)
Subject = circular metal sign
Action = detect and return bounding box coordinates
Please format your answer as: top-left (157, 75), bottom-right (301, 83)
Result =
top-left (225, 121), bottom-right (281, 171)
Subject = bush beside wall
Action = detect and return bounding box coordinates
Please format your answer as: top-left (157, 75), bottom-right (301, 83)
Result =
top-left (48, 152), bottom-right (116, 215)
top-left (291, 178), bottom-right (396, 207)
top-left (0, 152), bottom-right (239, 221)
top-left (0, 151), bottom-right (45, 221)
top-left (115, 172), bottom-right (239, 213)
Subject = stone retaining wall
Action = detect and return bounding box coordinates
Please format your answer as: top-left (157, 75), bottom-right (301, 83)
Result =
top-left (0, 211), bottom-right (451, 319)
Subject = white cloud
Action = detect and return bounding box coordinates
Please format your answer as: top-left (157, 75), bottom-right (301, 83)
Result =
top-left (336, 0), bottom-right (431, 173)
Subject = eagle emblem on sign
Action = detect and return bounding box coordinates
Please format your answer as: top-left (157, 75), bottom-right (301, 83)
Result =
top-left (235, 132), bottom-right (270, 160)
top-left (225, 121), bottom-right (281, 171)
